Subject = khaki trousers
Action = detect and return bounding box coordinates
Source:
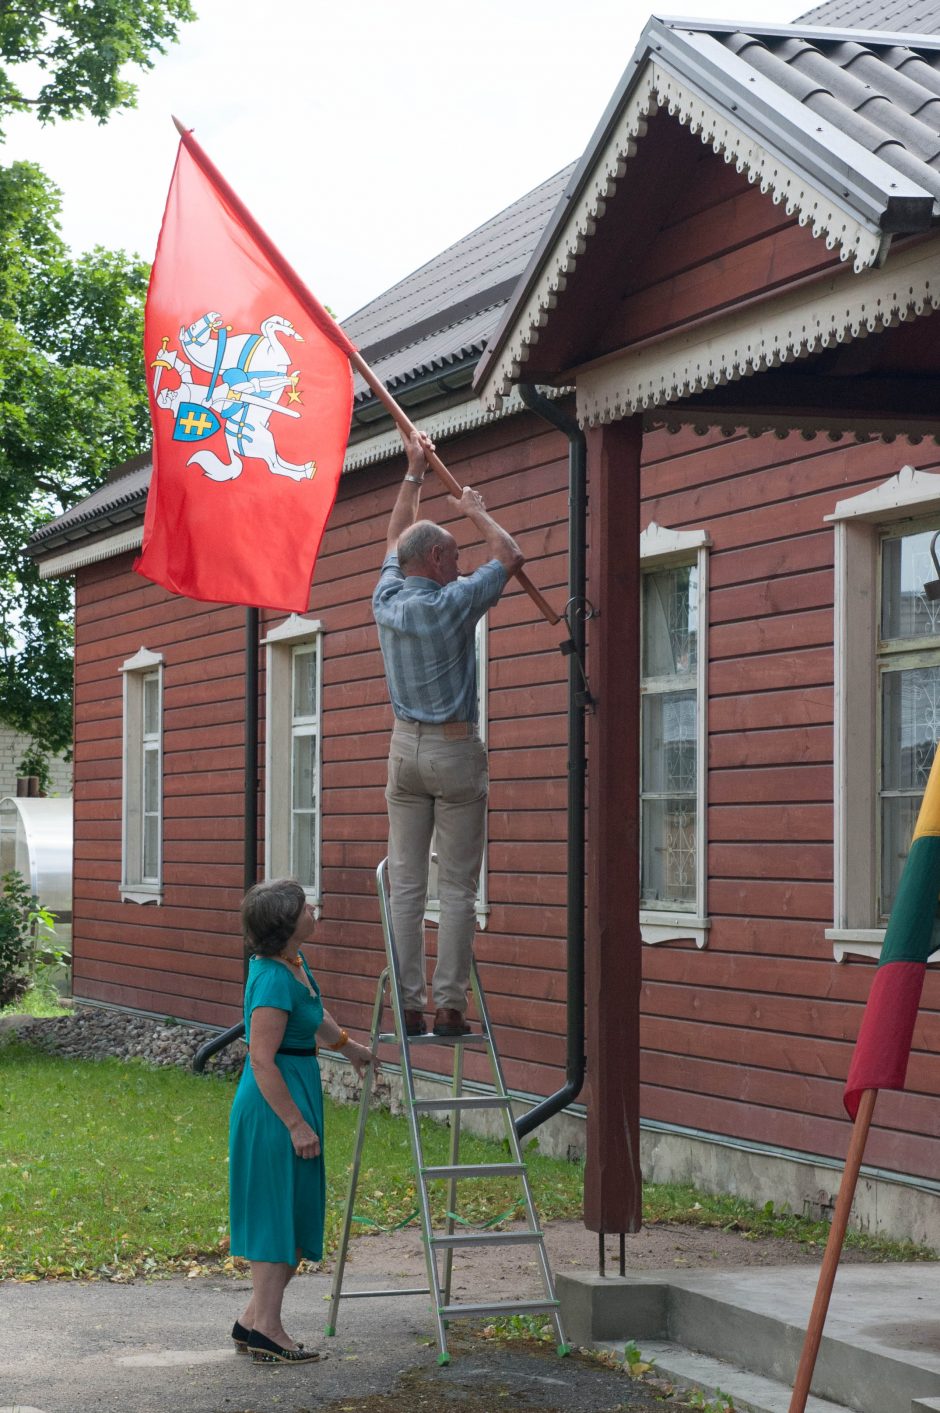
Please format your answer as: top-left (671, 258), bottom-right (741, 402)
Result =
top-left (385, 720), bottom-right (488, 1013)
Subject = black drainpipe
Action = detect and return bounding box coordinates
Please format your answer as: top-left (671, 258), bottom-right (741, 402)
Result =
top-left (193, 607), bottom-right (257, 1071)
top-left (515, 385), bottom-right (589, 1140)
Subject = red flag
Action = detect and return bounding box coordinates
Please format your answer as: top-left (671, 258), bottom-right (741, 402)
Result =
top-left (136, 129), bottom-right (356, 611)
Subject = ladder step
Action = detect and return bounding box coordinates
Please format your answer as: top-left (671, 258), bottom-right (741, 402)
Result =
top-left (438, 1299), bottom-right (559, 1319)
top-left (378, 1031), bottom-right (489, 1048)
top-left (431, 1230), bottom-right (543, 1249)
top-left (413, 1096), bottom-right (513, 1113)
top-left (422, 1162), bottom-right (525, 1181)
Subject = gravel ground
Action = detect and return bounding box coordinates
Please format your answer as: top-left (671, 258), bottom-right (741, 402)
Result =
top-left (1, 1002), bottom-right (247, 1076)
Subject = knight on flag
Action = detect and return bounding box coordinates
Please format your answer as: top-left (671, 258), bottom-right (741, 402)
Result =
top-left (151, 312), bottom-right (315, 483)
top-left (136, 127), bottom-right (355, 613)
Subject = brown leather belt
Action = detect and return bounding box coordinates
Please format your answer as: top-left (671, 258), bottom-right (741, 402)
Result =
top-left (393, 718), bottom-right (475, 738)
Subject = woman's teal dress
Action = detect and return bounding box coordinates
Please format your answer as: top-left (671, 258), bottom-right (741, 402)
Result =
top-left (229, 954), bottom-right (325, 1263)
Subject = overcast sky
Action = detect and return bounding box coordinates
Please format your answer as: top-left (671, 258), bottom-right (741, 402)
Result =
top-left (4, 0), bottom-right (802, 320)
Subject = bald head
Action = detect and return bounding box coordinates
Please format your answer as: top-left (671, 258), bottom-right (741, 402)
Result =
top-left (398, 520), bottom-right (449, 571)
top-left (397, 519), bottom-right (459, 585)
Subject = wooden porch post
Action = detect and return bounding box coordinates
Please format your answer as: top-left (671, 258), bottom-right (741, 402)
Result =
top-left (584, 415), bottom-right (643, 1236)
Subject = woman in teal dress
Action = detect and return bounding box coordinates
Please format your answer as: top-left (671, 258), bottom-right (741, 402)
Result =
top-left (229, 877), bottom-right (376, 1364)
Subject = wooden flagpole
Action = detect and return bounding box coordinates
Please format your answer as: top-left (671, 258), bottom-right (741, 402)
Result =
top-left (171, 117), bottom-right (560, 627)
top-left (344, 349), bottom-right (560, 625)
top-left (787, 1087), bottom-right (878, 1413)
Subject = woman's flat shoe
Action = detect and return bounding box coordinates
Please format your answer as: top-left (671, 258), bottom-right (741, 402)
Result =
top-left (247, 1329), bottom-right (320, 1364)
top-left (232, 1319), bottom-right (252, 1352)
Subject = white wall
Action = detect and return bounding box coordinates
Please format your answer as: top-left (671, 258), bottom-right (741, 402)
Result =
top-left (0, 724), bottom-right (72, 800)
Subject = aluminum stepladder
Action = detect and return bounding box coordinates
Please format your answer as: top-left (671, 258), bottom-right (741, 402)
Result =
top-left (325, 857), bottom-right (570, 1364)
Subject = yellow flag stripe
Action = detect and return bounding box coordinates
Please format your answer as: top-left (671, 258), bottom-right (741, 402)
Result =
top-left (913, 749), bottom-right (940, 841)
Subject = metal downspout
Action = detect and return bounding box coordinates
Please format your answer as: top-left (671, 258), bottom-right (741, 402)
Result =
top-left (515, 385), bottom-right (588, 1139)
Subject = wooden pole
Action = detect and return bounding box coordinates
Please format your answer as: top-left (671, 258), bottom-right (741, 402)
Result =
top-left (171, 117), bottom-right (560, 626)
top-left (345, 349), bottom-right (560, 625)
top-left (788, 1087), bottom-right (878, 1413)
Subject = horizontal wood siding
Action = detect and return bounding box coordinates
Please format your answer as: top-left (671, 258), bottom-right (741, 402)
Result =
top-left (68, 409), bottom-right (940, 1181)
top-left (73, 559), bottom-right (247, 1025)
top-left (640, 423), bottom-right (940, 1178)
top-left (309, 414), bottom-right (570, 1095)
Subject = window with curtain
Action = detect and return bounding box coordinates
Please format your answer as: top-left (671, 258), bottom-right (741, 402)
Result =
top-left (878, 527), bottom-right (940, 918)
top-left (640, 563), bottom-right (699, 910)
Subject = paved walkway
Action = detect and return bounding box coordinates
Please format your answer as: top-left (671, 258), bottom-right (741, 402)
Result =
top-left (5, 1254), bottom-right (940, 1411)
top-left (0, 1269), bottom-right (672, 1413)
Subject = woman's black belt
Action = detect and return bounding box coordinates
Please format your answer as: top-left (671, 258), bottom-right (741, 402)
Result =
top-left (277, 1046), bottom-right (317, 1056)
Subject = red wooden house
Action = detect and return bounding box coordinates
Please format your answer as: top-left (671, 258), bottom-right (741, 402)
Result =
top-left (29, 0), bottom-right (940, 1241)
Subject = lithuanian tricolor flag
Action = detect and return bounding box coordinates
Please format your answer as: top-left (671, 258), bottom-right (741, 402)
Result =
top-left (844, 749), bottom-right (940, 1118)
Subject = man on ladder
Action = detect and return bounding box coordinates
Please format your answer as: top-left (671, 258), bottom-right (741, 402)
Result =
top-left (372, 428), bottom-right (524, 1039)
top-left (328, 428), bottom-right (568, 1363)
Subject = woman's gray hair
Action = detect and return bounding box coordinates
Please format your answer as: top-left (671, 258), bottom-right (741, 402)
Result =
top-left (397, 519), bottom-right (447, 570)
top-left (241, 877), bottom-right (306, 957)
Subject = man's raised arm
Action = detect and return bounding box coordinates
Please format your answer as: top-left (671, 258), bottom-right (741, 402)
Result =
top-left (385, 429), bottom-right (436, 554)
top-left (451, 486), bottom-right (525, 575)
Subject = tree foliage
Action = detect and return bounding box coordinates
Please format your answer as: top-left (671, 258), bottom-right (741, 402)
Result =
top-left (0, 161), bottom-right (150, 752)
top-left (0, 0), bottom-right (195, 132)
top-left (0, 2), bottom-right (195, 752)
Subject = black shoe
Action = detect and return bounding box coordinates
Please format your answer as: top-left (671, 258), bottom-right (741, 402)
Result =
top-left (232, 1318), bottom-right (251, 1352)
top-left (433, 1007), bottom-right (470, 1037)
top-left (248, 1329), bottom-right (320, 1364)
top-left (403, 1008), bottom-right (427, 1036)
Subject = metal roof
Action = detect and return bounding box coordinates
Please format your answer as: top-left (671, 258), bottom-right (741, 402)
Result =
top-left (475, 13), bottom-right (940, 398)
top-left (706, 22), bottom-right (940, 210)
top-left (344, 166), bottom-right (573, 406)
top-left (797, 0), bottom-right (940, 31)
top-left (27, 455), bottom-right (151, 555)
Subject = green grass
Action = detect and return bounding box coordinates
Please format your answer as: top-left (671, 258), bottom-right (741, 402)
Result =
top-left (642, 1180), bottom-right (936, 1261)
top-left (0, 984), bottom-right (72, 1018)
top-left (0, 1041), bottom-right (583, 1280)
top-left (0, 1041), bottom-right (932, 1280)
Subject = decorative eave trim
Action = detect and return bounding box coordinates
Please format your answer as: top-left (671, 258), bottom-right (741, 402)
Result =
top-left (120, 646), bottom-right (164, 673)
top-left (37, 525), bottom-right (143, 580)
top-left (342, 384), bottom-right (566, 473)
top-left (261, 614), bottom-right (324, 645)
top-left (478, 55), bottom-right (906, 414)
top-left (651, 410), bottom-right (940, 445)
top-left (577, 235), bottom-right (940, 426)
top-left (640, 521), bottom-right (712, 565)
top-left (826, 464), bottom-right (940, 524)
top-left (651, 59), bottom-right (889, 271)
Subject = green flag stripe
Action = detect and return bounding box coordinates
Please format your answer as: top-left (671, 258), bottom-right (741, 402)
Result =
top-left (879, 832), bottom-right (940, 967)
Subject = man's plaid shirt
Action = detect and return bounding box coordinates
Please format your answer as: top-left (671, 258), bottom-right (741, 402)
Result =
top-left (372, 553), bottom-right (507, 723)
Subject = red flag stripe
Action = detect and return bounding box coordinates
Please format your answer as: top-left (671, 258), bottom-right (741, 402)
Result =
top-left (843, 961), bottom-right (925, 1120)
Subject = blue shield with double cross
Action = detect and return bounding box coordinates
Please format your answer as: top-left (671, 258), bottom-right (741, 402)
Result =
top-left (173, 402), bottom-right (221, 443)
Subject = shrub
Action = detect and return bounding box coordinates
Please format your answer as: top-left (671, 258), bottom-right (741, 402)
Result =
top-left (0, 870), bottom-right (57, 1008)
top-left (16, 746), bottom-right (54, 795)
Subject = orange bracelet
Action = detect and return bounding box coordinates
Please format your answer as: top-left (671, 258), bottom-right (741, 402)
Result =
top-left (330, 1029), bottom-right (349, 1051)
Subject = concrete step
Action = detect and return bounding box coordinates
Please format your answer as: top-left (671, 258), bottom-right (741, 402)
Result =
top-left (596, 1338), bottom-right (852, 1413)
top-left (558, 1264), bottom-right (940, 1413)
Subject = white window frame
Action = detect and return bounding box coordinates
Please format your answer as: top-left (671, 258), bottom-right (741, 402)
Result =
top-left (120, 646), bottom-right (164, 904)
top-left (639, 522), bottom-right (711, 948)
top-left (827, 464), bottom-right (940, 963)
top-left (425, 614), bottom-right (490, 929)
top-left (264, 614), bottom-right (324, 907)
